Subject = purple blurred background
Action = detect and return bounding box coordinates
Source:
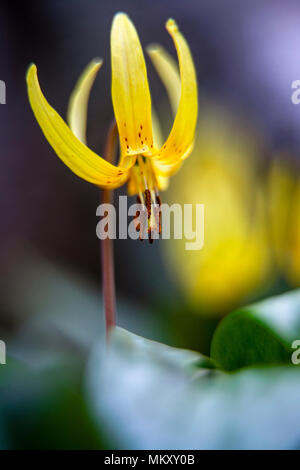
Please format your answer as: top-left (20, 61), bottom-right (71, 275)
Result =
top-left (1, 0), bottom-right (300, 344)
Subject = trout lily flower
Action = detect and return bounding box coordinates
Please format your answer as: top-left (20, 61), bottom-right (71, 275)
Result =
top-left (26, 13), bottom-right (198, 239)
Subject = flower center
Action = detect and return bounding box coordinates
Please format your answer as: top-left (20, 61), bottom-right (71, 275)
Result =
top-left (134, 156), bottom-right (161, 243)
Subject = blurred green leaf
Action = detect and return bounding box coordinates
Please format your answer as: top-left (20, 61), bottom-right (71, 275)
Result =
top-left (0, 418), bottom-right (8, 450)
top-left (0, 358), bottom-right (108, 449)
top-left (87, 328), bottom-right (300, 449)
top-left (211, 289), bottom-right (300, 371)
top-left (4, 253), bottom-right (163, 363)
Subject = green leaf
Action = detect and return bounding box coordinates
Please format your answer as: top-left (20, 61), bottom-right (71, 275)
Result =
top-left (211, 289), bottom-right (300, 371)
top-left (86, 328), bottom-right (300, 449)
top-left (0, 351), bottom-right (111, 450)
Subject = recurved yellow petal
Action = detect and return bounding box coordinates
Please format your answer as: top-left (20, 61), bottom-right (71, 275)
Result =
top-left (147, 44), bottom-right (181, 115)
top-left (111, 13), bottom-right (153, 156)
top-left (156, 174), bottom-right (170, 191)
top-left (67, 59), bottom-right (103, 144)
top-left (151, 106), bottom-right (163, 149)
top-left (146, 105), bottom-right (170, 191)
top-left (26, 64), bottom-right (128, 188)
top-left (152, 19), bottom-right (197, 166)
top-left (153, 159), bottom-right (182, 178)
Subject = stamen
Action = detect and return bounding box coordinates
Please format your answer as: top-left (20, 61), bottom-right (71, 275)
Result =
top-left (136, 193), bottom-right (147, 241)
top-left (132, 158), bottom-right (162, 243)
top-left (145, 189), bottom-right (151, 220)
top-left (134, 195), bottom-right (141, 232)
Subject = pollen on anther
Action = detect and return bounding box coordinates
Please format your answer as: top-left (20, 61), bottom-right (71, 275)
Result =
top-left (145, 189), bottom-right (151, 220)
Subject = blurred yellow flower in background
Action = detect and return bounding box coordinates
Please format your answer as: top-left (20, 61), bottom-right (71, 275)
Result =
top-left (268, 157), bottom-right (300, 287)
top-left (163, 107), bottom-right (273, 315)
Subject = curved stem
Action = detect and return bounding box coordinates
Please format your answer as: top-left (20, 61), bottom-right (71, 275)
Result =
top-left (101, 121), bottom-right (118, 340)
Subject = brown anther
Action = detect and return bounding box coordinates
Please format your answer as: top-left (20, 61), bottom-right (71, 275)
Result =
top-left (136, 195), bottom-right (146, 241)
top-left (144, 189), bottom-right (151, 220)
top-left (135, 196), bottom-right (141, 231)
top-left (134, 199), bottom-right (141, 232)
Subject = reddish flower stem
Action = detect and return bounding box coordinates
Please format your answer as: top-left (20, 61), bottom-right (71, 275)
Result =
top-left (101, 121), bottom-right (118, 340)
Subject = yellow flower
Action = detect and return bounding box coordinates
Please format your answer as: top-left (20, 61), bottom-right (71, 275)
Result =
top-left (267, 157), bottom-right (300, 286)
top-left (26, 13), bottom-right (197, 228)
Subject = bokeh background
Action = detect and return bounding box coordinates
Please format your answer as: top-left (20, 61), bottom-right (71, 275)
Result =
top-left (1, 0), bottom-right (300, 449)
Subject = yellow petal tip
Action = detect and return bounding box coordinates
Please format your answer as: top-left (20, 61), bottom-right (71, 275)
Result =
top-left (146, 43), bottom-right (161, 54)
top-left (112, 11), bottom-right (129, 25)
top-left (91, 58), bottom-right (103, 67)
top-left (26, 63), bottom-right (37, 82)
top-left (166, 18), bottom-right (178, 32)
